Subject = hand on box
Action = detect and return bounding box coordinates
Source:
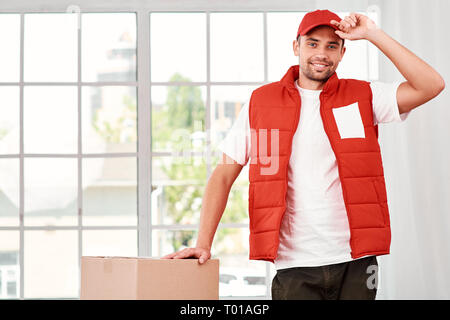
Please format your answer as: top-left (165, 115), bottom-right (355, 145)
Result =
top-left (161, 247), bottom-right (211, 264)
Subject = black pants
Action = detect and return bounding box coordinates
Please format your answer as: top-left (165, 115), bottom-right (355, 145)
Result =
top-left (271, 256), bottom-right (378, 300)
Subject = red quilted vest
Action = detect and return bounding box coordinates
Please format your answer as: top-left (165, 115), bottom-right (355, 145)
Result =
top-left (248, 65), bottom-right (391, 263)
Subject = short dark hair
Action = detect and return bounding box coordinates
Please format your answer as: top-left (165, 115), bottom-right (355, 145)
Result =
top-left (297, 34), bottom-right (345, 49)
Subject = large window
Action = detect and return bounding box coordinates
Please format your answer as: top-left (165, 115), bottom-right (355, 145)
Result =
top-left (0, 11), bottom-right (138, 299)
top-left (0, 3), bottom-right (379, 299)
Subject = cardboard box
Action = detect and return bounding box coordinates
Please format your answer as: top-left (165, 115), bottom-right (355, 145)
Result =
top-left (80, 256), bottom-right (219, 300)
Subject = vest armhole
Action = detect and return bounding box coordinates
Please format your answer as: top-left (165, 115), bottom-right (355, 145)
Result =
top-left (248, 92), bottom-right (255, 129)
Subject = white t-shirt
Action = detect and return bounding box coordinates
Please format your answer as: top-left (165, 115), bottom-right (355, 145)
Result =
top-left (218, 80), bottom-right (410, 269)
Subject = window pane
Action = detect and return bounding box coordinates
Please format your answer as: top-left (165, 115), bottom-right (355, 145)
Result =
top-left (0, 159), bottom-right (19, 227)
top-left (82, 230), bottom-right (137, 256)
top-left (82, 13), bottom-right (136, 82)
top-left (151, 86), bottom-right (206, 153)
top-left (82, 157), bottom-right (137, 226)
top-left (24, 86), bottom-right (77, 154)
top-left (0, 14), bottom-right (20, 82)
top-left (0, 86), bottom-right (19, 155)
top-left (210, 13), bottom-right (264, 82)
top-left (336, 39), bottom-right (368, 80)
top-left (24, 230), bottom-right (78, 298)
top-left (268, 261), bottom-right (277, 299)
top-left (152, 229), bottom-right (197, 258)
top-left (151, 13), bottom-right (206, 82)
top-left (211, 228), bottom-right (267, 298)
top-left (82, 86), bottom-right (137, 153)
top-left (210, 86), bottom-right (252, 225)
top-left (24, 14), bottom-right (77, 82)
top-left (211, 154), bottom-right (249, 225)
top-left (24, 158), bottom-right (78, 226)
top-left (152, 157), bottom-right (206, 226)
top-left (267, 12), bottom-right (304, 82)
top-left (0, 231), bottom-right (20, 299)
top-left (335, 12), bottom-right (369, 80)
top-left (210, 85), bottom-right (256, 150)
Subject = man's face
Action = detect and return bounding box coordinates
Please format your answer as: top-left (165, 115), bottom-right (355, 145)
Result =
top-left (293, 25), bottom-right (345, 82)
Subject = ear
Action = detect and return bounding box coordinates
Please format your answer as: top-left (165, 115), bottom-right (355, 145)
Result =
top-left (293, 39), bottom-right (300, 57)
top-left (339, 45), bottom-right (346, 62)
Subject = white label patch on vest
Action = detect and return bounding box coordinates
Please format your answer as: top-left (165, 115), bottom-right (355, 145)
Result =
top-left (332, 102), bottom-right (366, 139)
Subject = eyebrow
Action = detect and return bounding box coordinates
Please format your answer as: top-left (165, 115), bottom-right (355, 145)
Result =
top-left (305, 37), bottom-right (340, 46)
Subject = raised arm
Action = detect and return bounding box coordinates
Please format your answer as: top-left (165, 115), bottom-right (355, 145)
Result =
top-left (331, 13), bottom-right (445, 115)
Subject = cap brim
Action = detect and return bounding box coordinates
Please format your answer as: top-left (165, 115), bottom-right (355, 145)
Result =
top-left (299, 22), bottom-right (339, 36)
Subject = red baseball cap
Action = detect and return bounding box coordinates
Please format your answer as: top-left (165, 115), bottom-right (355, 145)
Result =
top-left (296, 9), bottom-right (342, 39)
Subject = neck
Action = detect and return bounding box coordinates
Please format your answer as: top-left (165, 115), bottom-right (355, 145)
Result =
top-left (296, 74), bottom-right (326, 90)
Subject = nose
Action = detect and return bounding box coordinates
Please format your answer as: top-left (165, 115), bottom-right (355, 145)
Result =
top-left (314, 52), bottom-right (328, 60)
top-left (312, 53), bottom-right (330, 64)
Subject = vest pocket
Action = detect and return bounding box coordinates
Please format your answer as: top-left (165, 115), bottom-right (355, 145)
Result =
top-left (332, 102), bottom-right (366, 139)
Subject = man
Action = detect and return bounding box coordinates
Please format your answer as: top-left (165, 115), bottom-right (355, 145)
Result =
top-left (162, 10), bottom-right (445, 300)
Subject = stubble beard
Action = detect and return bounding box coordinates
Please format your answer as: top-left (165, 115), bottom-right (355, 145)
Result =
top-left (301, 63), bottom-right (334, 83)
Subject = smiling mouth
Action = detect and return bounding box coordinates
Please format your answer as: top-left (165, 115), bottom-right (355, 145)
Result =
top-left (310, 63), bottom-right (329, 71)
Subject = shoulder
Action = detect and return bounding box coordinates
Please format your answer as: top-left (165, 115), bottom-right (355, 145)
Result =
top-left (252, 81), bottom-right (284, 97)
top-left (250, 81), bottom-right (287, 106)
top-left (338, 78), bottom-right (372, 98)
top-left (339, 77), bottom-right (370, 88)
